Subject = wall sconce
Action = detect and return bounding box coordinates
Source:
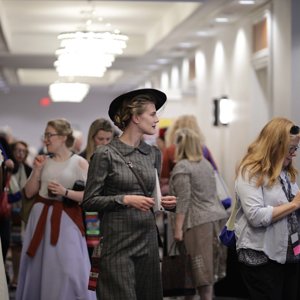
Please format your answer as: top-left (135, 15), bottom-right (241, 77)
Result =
top-left (213, 96), bottom-right (234, 126)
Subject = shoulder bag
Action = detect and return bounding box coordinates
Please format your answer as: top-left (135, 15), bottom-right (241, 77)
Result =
top-left (161, 241), bottom-right (196, 297)
top-left (218, 195), bottom-right (238, 248)
top-left (215, 170), bottom-right (232, 209)
top-left (0, 174), bottom-right (11, 219)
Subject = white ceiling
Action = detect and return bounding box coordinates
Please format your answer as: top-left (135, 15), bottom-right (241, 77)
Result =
top-left (0, 0), bottom-right (269, 98)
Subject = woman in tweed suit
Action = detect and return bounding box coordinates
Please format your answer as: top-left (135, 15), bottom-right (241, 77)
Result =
top-left (83, 88), bottom-right (176, 300)
top-left (170, 128), bottom-right (227, 300)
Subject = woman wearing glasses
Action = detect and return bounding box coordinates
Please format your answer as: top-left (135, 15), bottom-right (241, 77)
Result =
top-left (16, 119), bottom-right (95, 300)
top-left (235, 117), bottom-right (300, 300)
top-left (8, 141), bottom-right (32, 289)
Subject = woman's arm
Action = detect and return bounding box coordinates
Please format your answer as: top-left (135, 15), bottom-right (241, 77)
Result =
top-left (47, 157), bottom-right (89, 203)
top-left (272, 191), bottom-right (300, 222)
top-left (236, 174), bottom-right (300, 226)
top-left (171, 172), bottom-right (191, 214)
top-left (174, 213), bottom-right (185, 241)
top-left (170, 169), bottom-right (191, 240)
top-left (24, 155), bottom-right (46, 198)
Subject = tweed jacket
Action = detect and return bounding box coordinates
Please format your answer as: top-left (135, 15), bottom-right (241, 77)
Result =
top-left (169, 158), bottom-right (227, 231)
top-left (82, 137), bottom-right (163, 300)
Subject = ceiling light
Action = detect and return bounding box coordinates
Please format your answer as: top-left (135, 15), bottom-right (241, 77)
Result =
top-left (49, 82), bottom-right (90, 103)
top-left (156, 58), bottom-right (170, 65)
top-left (215, 17), bottom-right (229, 23)
top-left (178, 42), bottom-right (193, 48)
top-left (54, 31), bottom-right (128, 78)
top-left (239, 0), bottom-right (255, 4)
top-left (196, 31), bottom-right (210, 37)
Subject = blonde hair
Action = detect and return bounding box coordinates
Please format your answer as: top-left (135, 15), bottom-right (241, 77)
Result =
top-left (113, 94), bottom-right (157, 131)
top-left (47, 119), bottom-right (74, 148)
top-left (84, 118), bottom-right (113, 162)
top-left (165, 115), bottom-right (205, 147)
top-left (237, 117), bottom-right (300, 187)
top-left (174, 128), bottom-right (203, 162)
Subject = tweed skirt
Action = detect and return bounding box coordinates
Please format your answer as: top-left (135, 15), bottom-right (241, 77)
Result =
top-left (184, 220), bottom-right (227, 287)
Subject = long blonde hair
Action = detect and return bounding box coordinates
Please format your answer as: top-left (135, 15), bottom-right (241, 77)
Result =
top-left (174, 128), bottom-right (203, 162)
top-left (165, 114), bottom-right (205, 147)
top-left (237, 117), bottom-right (299, 187)
top-left (84, 118), bottom-right (113, 162)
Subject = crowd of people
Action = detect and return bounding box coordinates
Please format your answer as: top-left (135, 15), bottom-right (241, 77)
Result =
top-left (0, 88), bottom-right (300, 300)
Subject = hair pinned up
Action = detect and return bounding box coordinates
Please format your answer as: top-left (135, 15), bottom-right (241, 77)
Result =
top-left (290, 125), bottom-right (300, 135)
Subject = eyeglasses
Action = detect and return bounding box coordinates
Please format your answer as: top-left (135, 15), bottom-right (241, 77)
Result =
top-left (43, 133), bottom-right (61, 140)
top-left (14, 149), bottom-right (28, 154)
top-left (290, 125), bottom-right (300, 135)
top-left (289, 145), bottom-right (299, 154)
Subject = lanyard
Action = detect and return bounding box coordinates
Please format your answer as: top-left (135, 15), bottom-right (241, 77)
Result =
top-left (279, 174), bottom-right (293, 202)
top-left (279, 173), bottom-right (300, 257)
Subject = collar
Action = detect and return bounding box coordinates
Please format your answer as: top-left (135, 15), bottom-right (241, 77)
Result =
top-left (110, 137), bottom-right (151, 156)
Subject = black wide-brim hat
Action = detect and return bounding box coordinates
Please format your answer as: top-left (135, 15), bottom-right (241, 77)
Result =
top-left (108, 88), bottom-right (167, 121)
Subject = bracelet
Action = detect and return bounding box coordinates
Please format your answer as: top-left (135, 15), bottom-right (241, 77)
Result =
top-left (65, 189), bottom-right (69, 197)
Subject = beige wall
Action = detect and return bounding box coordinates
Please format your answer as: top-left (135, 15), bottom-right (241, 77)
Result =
top-left (0, 0), bottom-right (298, 189)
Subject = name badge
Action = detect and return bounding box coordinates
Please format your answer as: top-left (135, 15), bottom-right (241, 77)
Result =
top-left (291, 233), bottom-right (300, 256)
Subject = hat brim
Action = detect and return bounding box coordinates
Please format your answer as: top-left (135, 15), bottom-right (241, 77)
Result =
top-left (108, 88), bottom-right (167, 121)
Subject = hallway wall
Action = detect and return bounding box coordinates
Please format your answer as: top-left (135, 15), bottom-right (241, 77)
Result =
top-left (0, 0), bottom-right (298, 191)
top-left (161, 0), bottom-right (298, 192)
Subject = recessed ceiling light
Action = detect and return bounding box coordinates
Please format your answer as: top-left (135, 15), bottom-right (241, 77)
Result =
top-left (196, 30), bottom-right (214, 37)
top-left (178, 42), bottom-right (193, 48)
top-left (147, 64), bottom-right (159, 70)
top-left (239, 0), bottom-right (255, 4)
top-left (215, 17), bottom-right (229, 23)
top-left (156, 58), bottom-right (170, 65)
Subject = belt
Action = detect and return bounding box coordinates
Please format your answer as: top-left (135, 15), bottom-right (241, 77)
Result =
top-left (27, 195), bottom-right (85, 257)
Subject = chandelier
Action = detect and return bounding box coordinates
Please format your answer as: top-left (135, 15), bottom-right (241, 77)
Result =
top-left (54, 30), bottom-right (128, 78)
top-left (48, 6), bottom-right (128, 103)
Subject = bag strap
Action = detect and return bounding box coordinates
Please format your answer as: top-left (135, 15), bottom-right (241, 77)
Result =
top-left (225, 195), bottom-right (239, 230)
top-left (108, 144), bottom-right (150, 196)
top-left (107, 144), bottom-right (163, 247)
top-left (215, 171), bottom-right (230, 196)
top-left (2, 173), bottom-right (11, 194)
top-left (168, 241), bottom-right (187, 256)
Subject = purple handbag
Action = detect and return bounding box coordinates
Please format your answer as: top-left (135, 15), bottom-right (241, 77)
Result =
top-left (219, 196), bottom-right (238, 248)
top-left (219, 226), bottom-right (236, 248)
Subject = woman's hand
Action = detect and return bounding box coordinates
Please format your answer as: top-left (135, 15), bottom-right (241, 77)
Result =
top-left (174, 228), bottom-right (183, 241)
top-left (272, 191), bottom-right (300, 222)
top-left (33, 155), bottom-right (47, 171)
top-left (47, 180), bottom-right (66, 197)
top-left (291, 191), bottom-right (300, 209)
top-left (124, 195), bottom-right (155, 212)
top-left (4, 159), bottom-right (14, 171)
top-left (161, 195), bottom-right (176, 210)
